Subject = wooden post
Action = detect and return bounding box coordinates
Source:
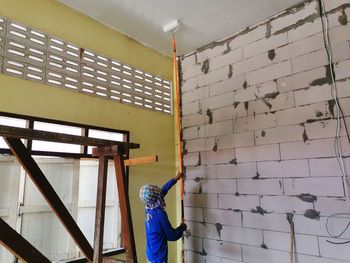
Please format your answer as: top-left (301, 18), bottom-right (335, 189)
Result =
top-left (114, 154), bottom-right (137, 262)
top-left (93, 155), bottom-right (109, 263)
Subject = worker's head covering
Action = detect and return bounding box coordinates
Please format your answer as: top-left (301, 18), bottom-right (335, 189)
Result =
top-left (139, 184), bottom-right (165, 209)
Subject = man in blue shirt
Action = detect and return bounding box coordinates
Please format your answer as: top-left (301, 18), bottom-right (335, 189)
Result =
top-left (139, 172), bottom-right (187, 263)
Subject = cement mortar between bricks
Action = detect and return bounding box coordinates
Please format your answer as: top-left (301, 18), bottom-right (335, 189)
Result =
top-left (181, 1), bottom-right (350, 262)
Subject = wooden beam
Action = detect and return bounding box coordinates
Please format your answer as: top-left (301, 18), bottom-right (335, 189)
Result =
top-left (124, 155), bottom-right (158, 167)
top-left (93, 155), bottom-right (109, 263)
top-left (0, 217), bottom-right (51, 263)
top-left (4, 138), bottom-right (94, 261)
top-left (0, 125), bottom-right (139, 149)
top-left (114, 155), bottom-right (137, 262)
top-left (62, 249), bottom-right (125, 263)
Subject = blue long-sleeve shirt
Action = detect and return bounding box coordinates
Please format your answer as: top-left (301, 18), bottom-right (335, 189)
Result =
top-left (145, 178), bottom-right (185, 263)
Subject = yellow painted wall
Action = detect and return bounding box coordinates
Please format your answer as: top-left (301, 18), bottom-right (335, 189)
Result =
top-left (0, 0), bottom-right (179, 262)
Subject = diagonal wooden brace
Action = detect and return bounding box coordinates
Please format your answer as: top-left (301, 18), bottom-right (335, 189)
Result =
top-left (0, 217), bottom-right (51, 263)
top-left (4, 137), bottom-right (94, 261)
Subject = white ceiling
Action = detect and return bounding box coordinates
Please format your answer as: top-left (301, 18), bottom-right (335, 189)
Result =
top-left (58, 0), bottom-right (302, 56)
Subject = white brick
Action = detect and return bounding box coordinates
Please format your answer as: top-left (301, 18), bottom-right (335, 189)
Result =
top-left (339, 97), bottom-right (350, 116)
top-left (221, 225), bottom-right (263, 246)
top-left (217, 132), bottom-right (255, 149)
top-left (217, 163), bottom-right (257, 179)
top-left (182, 113), bottom-right (207, 128)
top-left (201, 179), bottom-right (237, 194)
top-left (244, 33), bottom-right (288, 58)
top-left (270, 1), bottom-right (318, 34)
top-left (292, 214), bottom-right (325, 236)
top-left (260, 195), bottom-right (313, 214)
top-left (183, 64), bottom-right (201, 80)
top-left (277, 102), bottom-right (330, 126)
top-left (222, 258), bottom-right (242, 263)
top-left (229, 25), bottom-right (266, 50)
top-left (257, 159), bottom-right (309, 178)
top-left (242, 212), bottom-right (290, 232)
top-left (185, 207), bottom-right (204, 222)
top-left (315, 197), bottom-right (350, 216)
top-left (246, 60), bottom-right (292, 85)
top-left (183, 100), bottom-right (200, 116)
top-left (275, 32), bottom-right (324, 62)
top-left (263, 230), bottom-right (319, 256)
top-left (184, 179), bottom-right (201, 194)
top-left (205, 92), bottom-right (234, 110)
top-left (203, 239), bottom-right (242, 261)
top-left (186, 221), bottom-right (219, 239)
top-left (181, 55), bottom-right (196, 70)
top-left (204, 209), bottom-right (241, 227)
top-left (319, 237), bottom-right (350, 261)
top-left (184, 152), bottom-right (200, 166)
top-left (202, 149), bottom-right (235, 165)
top-left (234, 117), bottom-right (248, 134)
top-left (280, 138), bottom-right (335, 159)
top-left (277, 66), bottom-right (326, 93)
top-left (335, 59), bottom-right (350, 80)
top-left (211, 106), bottom-right (234, 123)
top-left (186, 138), bottom-right (215, 153)
top-left (237, 179), bottom-right (283, 195)
top-left (338, 78), bottom-right (350, 98)
top-left (196, 44), bottom-right (227, 64)
top-left (198, 66), bottom-right (229, 87)
top-left (182, 86), bottom-right (209, 104)
top-left (183, 126), bottom-right (199, 140)
top-left (185, 251), bottom-right (205, 263)
top-left (182, 77), bottom-right (198, 92)
top-left (246, 113), bottom-right (277, 131)
top-left (185, 165), bottom-right (217, 180)
top-left (283, 177), bottom-right (345, 197)
top-left (184, 236), bottom-right (202, 253)
top-left (184, 193), bottom-right (218, 208)
top-left (236, 144), bottom-right (280, 162)
top-left (209, 74), bottom-right (246, 96)
top-left (329, 25), bottom-right (350, 46)
top-left (255, 125), bottom-right (304, 145)
top-left (210, 48), bottom-right (243, 70)
top-left (242, 246), bottom-right (289, 263)
top-left (288, 19), bottom-right (322, 43)
top-left (233, 103), bottom-right (248, 119)
top-left (294, 84), bottom-right (332, 106)
top-left (324, 0), bottom-right (350, 11)
top-left (333, 40), bottom-right (350, 63)
top-left (291, 48), bottom-right (328, 74)
top-left (234, 80), bottom-right (277, 103)
top-left (248, 92), bottom-right (295, 116)
top-left (206, 120), bottom-right (233, 137)
top-left (219, 194), bottom-right (259, 211)
top-left (232, 52), bottom-right (272, 76)
top-left (297, 254), bottom-right (350, 263)
top-left (309, 157), bottom-right (344, 177)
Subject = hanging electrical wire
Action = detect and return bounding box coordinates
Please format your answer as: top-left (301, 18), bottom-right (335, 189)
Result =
top-left (318, 0), bottom-right (350, 244)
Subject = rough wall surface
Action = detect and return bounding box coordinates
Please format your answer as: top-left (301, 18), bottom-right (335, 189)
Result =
top-left (180, 0), bottom-right (350, 262)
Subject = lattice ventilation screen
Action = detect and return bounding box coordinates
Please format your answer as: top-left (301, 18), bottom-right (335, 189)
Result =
top-left (0, 17), bottom-right (172, 114)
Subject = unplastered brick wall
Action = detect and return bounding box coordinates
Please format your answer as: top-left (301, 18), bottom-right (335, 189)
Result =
top-left (180, 0), bottom-right (350, 262)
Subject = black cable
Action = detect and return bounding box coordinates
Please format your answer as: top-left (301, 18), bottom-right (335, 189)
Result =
top-left (318, 0), bottom-right (350, 144)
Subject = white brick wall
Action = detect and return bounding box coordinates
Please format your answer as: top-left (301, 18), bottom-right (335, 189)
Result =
top-left (181, 1), bottom-right (350, 262)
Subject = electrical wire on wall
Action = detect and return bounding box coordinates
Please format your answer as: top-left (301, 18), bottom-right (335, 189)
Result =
top-left (317, 0), bottom-right (350, 244)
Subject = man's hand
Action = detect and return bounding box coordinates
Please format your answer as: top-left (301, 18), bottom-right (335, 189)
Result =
top-left (174, 171), bottom-right (184, 182)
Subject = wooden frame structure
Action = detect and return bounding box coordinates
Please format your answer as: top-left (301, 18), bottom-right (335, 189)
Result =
top-left (0, 125), bottom-right (139, 263)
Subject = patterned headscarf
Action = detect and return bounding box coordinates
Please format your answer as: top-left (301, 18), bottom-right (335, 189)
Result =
top-left (139, 184), bottom-right (165, 209)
